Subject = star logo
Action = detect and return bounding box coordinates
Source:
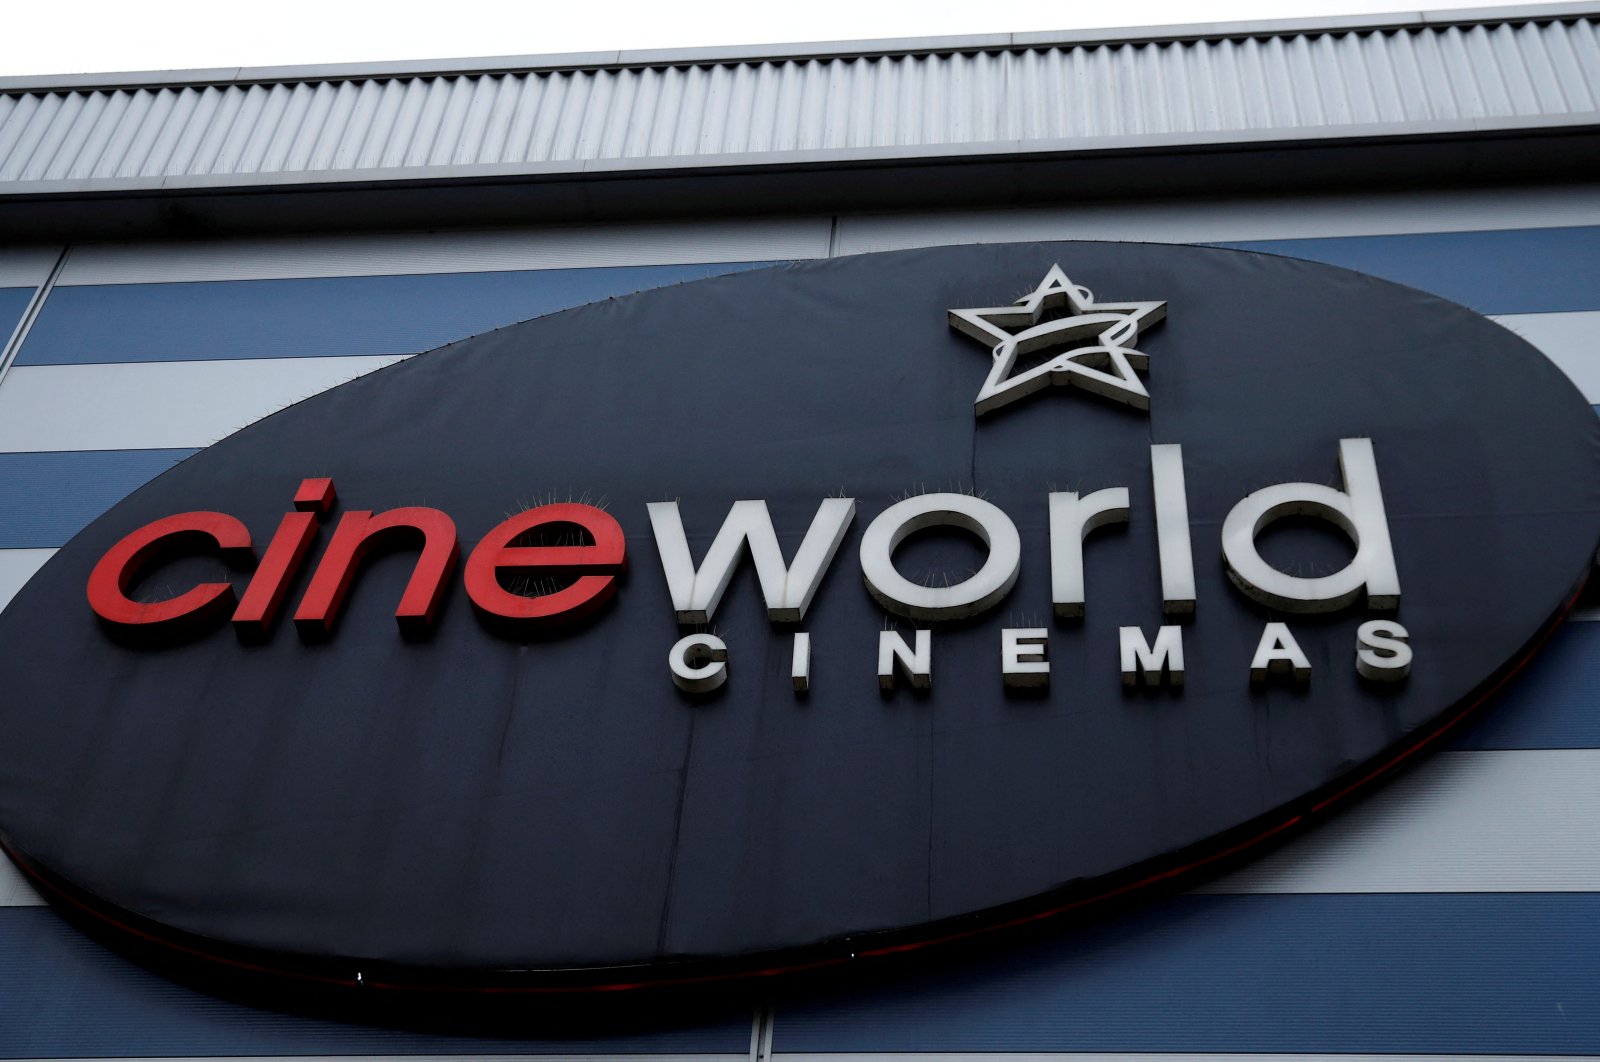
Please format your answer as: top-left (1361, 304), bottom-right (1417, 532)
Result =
top-left (948, 265), bottom-right (1167, 417)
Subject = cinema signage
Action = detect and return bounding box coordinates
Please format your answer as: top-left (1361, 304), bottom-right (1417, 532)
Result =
top-left (0, 241), bottom-right (1595, 999)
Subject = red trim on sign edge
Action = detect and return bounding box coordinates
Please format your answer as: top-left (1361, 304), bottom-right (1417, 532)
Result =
top-left (2, 577), bottom-right (1587, 998)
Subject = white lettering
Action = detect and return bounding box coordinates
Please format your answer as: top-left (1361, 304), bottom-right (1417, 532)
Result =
top-left (1119, 625), bottom-right (1185, 687)
top-left (670, 633), bottom-right (728, 693)
top-left (1356, 619), bottom-right (1412, 681)
top-left (1151, 445), bottom-right (1195, 615)
top-left (647, 498), bottom-right (856, 624)
top-left (859, 493), bottom-right (1021, 621)
top-left (878, 629), bottom-right (931, 690)
top-left (1250, 622), bottom-right (1312, 684)
top-left (1222, 438), bottom-right (1400, 613)
top-left (1048, 488), bottom-right (1129, 619)
top-left (1001, 627), bottom-right (1049, 688)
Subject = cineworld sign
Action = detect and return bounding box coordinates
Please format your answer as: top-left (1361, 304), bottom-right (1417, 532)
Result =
top-left (0, 242), bottom-right (1596, 1000)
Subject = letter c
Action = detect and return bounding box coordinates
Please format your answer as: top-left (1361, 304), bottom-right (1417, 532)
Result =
top-left (88, 512), bottom-right (253, 631)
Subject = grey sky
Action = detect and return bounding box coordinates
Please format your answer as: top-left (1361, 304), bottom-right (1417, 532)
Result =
top-left (1, 0), bottom-right (1555, 77)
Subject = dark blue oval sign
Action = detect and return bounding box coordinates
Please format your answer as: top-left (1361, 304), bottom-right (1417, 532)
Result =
top-left (0, 241), bottom-right (1596, 997)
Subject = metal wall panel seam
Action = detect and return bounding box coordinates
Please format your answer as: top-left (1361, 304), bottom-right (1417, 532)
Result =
top-left (750, 1005), bottom-right (776, 1062)
top-left (0, 249), bottom-right (67, 391)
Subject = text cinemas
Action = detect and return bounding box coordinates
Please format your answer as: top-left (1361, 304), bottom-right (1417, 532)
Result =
top-left (88, 438), bottom-right (1411, 690)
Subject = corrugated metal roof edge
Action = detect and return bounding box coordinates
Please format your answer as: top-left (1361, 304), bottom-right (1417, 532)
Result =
top-left (1, 112), bottom-right (1593, 199)
top-left (0, 0), bottom-right (1593, 94)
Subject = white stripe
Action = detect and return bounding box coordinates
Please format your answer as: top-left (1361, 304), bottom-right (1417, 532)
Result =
top-left (1570, 607), bottom-right (1600, 623)
top-left (0, 856), bottom-right (44, 906)
top-left (776, 1055), bottom-right (1600, 1062)
top-left (0, 547), bottom-right (55, 613)
top-left (835, 185), bottom-right (1600, 255)
top-left (0, 356), bottom-right (406, 452)
top-left (60, 219), bottom-right (830, 285)
top-left (1490, 311), bottom-right (1600, 402)
top-left (0, 247), bottom-right (61, 290)
top-left (1200, 749), bottom-right (1600, 894)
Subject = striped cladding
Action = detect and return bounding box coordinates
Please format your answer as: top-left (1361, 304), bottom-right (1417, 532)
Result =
top-left (1, 211), bottom-right (1599, 1057)
top-left (17, 261), bottom-right (774, 365)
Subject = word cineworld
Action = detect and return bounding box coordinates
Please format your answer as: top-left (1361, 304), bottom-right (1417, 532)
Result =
top-left (88, 438), bottom-right (1412, 692)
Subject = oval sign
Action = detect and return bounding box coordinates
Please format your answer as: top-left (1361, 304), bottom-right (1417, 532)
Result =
top-left (0, 241), bottom-right (1596, 995)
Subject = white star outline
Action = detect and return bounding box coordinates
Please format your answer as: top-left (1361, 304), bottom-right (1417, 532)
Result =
top-left (948, 264), bottom-right (1167, 417)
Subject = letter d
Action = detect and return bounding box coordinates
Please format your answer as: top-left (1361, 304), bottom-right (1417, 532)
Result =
top-left (1221, 437), bottom-right (1400, 613)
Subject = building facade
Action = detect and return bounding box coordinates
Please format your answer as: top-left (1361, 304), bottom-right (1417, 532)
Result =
top-left (2, 2), bottom-right (1600, 1057)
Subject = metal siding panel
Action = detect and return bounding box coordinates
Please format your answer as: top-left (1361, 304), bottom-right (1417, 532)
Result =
top-left (0, 908), bottom-right (751, 1056)
top-left (113, 87), bottom-right (171, 179)
top-left (376, 78), bottom-right (431, 169)
top-left (0, 357), bottom-right (406, 452)
top-left (132, 87), bottom-right (195, 178)
top-left (5, 92), bottom-right (63, 181)
top-left (349, 79), bottom-right (404, 170)
top-left (178, 85), bottom-right (237, 177)
top-left (0, 449), bottom-right (193, 548)
top-left (280, 82), bottom-right (338, 173)
top-left (21, 93), bottom-right (80, 183)
top-left (1543, 18), bottom-right (1595, 107)
top-left (22, 261), bottom-right (777, 364)
top-left (499, 73), bottom-right (544, 164)
top-left (59, 221), bottom-right (827, 283)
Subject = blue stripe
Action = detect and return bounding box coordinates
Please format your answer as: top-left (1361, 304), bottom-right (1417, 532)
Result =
top-left (773, 892), bottom-right (1600, 1054)
top-left (18, 262), bottom-right (774, 365)
top-left (0, 287), bottom-right (32, 343)
top-left (0, 449), bottom-right (193, 548)
top-left (1449, 618), bottom-right (1600, 750)
top-left (1223, 225), bottom-right (1600, 314)
top-left (0, 906), bottom-right (750, 1056)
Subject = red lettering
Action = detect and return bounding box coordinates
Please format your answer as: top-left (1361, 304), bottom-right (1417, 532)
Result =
top-left (464, 503), bottom-right (626, 632)
top-left (233, 479), bottom-right (338, 640)
top-left (87, 512), bottom-right (254, 631)
top-left (293, 477), bottom-right (337, 515)
top-left (294, 508), bottom-right (459, 638)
